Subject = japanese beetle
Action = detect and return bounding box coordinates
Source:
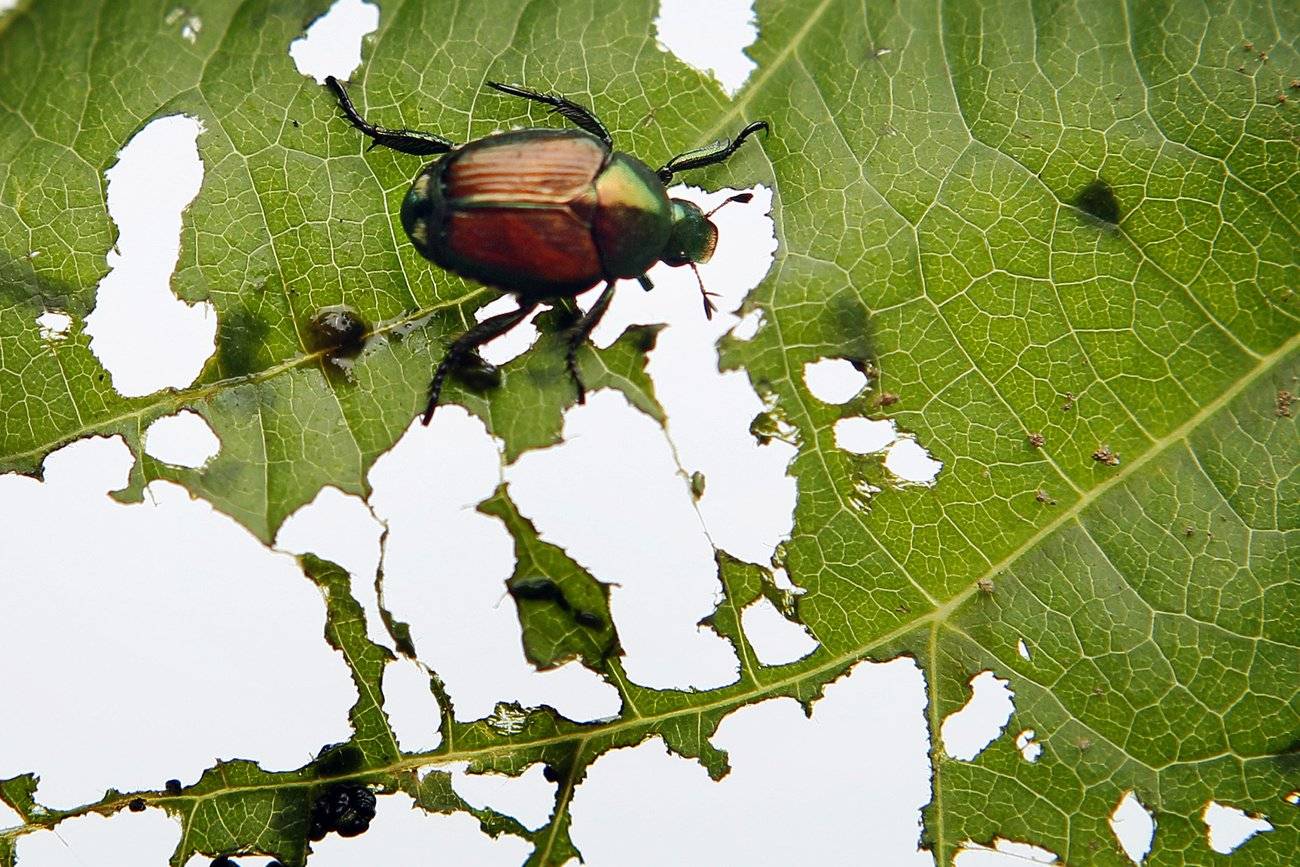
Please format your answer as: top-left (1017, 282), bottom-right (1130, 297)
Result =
top-left (325, 76), bottom-right (768, 423)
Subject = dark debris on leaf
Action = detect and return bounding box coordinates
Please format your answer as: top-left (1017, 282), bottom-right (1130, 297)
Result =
top-left (453, 351), bottom-right (503, 393)
top-left (309, 782), bottom-right (377, 842)
top-left (210, 858), bottom-right (237, 867)
top-left (1075, 179), bottom-right (1121, 225)
top-left (509, 577), bottom-right (569, 608)
top-left (313, 742), bottom-right (364, 778)
top-left (307, 305), bottom-right (368, 357)
top-left (164, 778), bottom-right (182, 795)
top-left (127, 797), bottom-right (146, 812)
top-left (574, 610), bottom-right (604, 629)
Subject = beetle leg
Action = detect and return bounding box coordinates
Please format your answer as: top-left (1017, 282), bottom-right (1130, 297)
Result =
top-left (657, 120), bottom-right (770, 183)
top-left (565, 283), bottom-right (616, 405)
top-left (325, 76), bottom-right (458, 157)
top-left (422, 301), bottom-right (538, 425)
top-left (486, 82), bottom-right (613, 148)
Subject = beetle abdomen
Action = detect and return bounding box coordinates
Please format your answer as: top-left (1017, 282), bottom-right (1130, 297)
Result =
top-left (403, 129), bottom-right (610, 295)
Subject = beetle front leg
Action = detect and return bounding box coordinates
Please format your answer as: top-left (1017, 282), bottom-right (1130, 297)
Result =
top-left (565, 282), bottom-right (616, 405)
top-left (325, 76), bottom-right (458, 156)
top-left (423, 301), bottom-right (538, 425)
top-left (657, 120), bottom-right (769, 183)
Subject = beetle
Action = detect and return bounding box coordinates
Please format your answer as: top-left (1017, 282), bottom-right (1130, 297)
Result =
top-left (324, 75), bottom-right (768, 423)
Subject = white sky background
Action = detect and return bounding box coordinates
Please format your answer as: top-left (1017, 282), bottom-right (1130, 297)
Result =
top-left (0, 0), bottom-right (1263, 864)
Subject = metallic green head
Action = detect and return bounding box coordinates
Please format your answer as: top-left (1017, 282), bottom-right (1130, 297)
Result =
top-left (660, 199), bottom-right (719, 267)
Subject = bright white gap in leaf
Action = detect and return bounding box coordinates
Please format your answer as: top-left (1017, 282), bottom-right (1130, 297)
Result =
top-left (0, 0), bottom-right (18, 17)
top-left (1203, 801), bottom-right (1273, 854)
top-left (1110, 790), bottom-right (1156, 865)
top-left (506, 391), bottom-right (740, 690)
top-left (1017, 638), bottom-right (1032, 660)
top-left (803, 358), bottom-right (869, 404)
top-left (730, 307), bottom-right (763, 340)
top-left (770, 565), bottom-right (798, 592)
top-left (740, 598), bottom-right (818, 665)
top-left (886, 436), bottom-right (943, 485)
top-left (289, 0), bottom-right (379, 84)
top-left (941, 670), bottom-right (1015, 761)
top-left (36, 310), bottom-right (71, 340)
top-left (835, 417), bottom-right (897, 454)
top-left (592, 185), bottom-right (794, 569)
top-left (83, 115), bottom-right (215, 397)
top-left (275, 486), bottom-right (393, 651)
top-left (953, 838), bottom-right (1059, 865)
top-left (1014, 729), bottom-right (1042, 763)
top-left (0, 436), bottom-right (355, 808)
top-left (144, 409), bottom-right (220, 468)
top-left (382, 657), bottom-right (443, 752)
top-left (17, 810), bottom-right (178, 867)
top-left (0, 798), bottom-right (19, 828)
top-left (183, 857), bottom-right (280, 867)
top-left (306, 793), bottom-right (530, 865)
top-left (474, 293), bottom-right (542, 366)
top-left (570, 657), bottom-right (931, 865)
top-left (654, 0), bottom-right (757, 96)
top-left (448, 763), bottom-right (555, 831)
top-left (368, 409), bottom-right (622, 721)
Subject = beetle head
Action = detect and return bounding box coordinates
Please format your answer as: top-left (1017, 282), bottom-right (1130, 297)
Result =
top-left (661, 199), bottom-right (718, 268)
top-left (660, 194), bottom-right (755, 320)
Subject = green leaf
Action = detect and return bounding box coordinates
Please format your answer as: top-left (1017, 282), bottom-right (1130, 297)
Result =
top-left (1, 0), bottom-right (1296, 864)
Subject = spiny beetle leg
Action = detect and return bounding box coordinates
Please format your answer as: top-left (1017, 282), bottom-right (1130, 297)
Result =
top-left (657, 120), bottom-right (770, 183)
top-left (565, 283), bottom-right (616, 405)
top-left (486, 81), bottom-right (613, 147)
top-left (325, 76), bottom-right (458, 157)
top-left (422, 301), bottom-right (537, 425)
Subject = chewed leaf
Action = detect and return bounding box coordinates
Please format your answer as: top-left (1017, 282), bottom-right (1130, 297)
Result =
top-left (1, 0), bottom-right (1297, 864)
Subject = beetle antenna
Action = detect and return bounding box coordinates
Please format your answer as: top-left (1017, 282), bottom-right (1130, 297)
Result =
top-left (690, 264), bottom-right (718, 320)
top-left (706, 192), bottom-right (754, 217)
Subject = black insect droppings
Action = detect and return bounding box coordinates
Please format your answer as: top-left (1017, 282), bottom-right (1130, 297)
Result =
top-left (508, 577), bottom-right (568, 607)
top-left (128, 797), bottom-right (146, 812)
top-left (165, 778), bottom-right (182, 795)
top-left (210, 858), bottom-right (237, 867)
top-left (308, 305), bottom-right (368, 357)
top-left (1075, 179), bottom-right (1121, 225)
top-left (308, 782), bottom-right (377, 841)
top-left (542, 764), bottom-right (560, 783)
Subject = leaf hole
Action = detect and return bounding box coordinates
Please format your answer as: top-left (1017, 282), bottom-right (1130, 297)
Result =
top-left (940, 670), bottom-right (1014, 761)
top-left (83, 115), bottom-right (216, 397)
top-left (803, 357), bottom-right (869, 404)
top-left (1202, 801), bottom-right (1272, 854)
top-left (654, 0), bottom-right (757, 96)
top-left (1109, 790), bottom-right (1155, 865)
top-left (740, 597), bottom-right (818, 665)
top-left (143, 410), bottom-right (220, 468)
top-left (289, 0), bottom-right (379, 84)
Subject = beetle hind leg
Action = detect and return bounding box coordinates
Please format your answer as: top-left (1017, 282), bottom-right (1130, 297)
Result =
top-left (423, 301), bottom-right (538, 425)
top-left (486, 81), bottom-right (613, 148)
top-left (325, 76), bottom-right (458, 157)
top-left (565, 283), bottom-right (616, 405)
